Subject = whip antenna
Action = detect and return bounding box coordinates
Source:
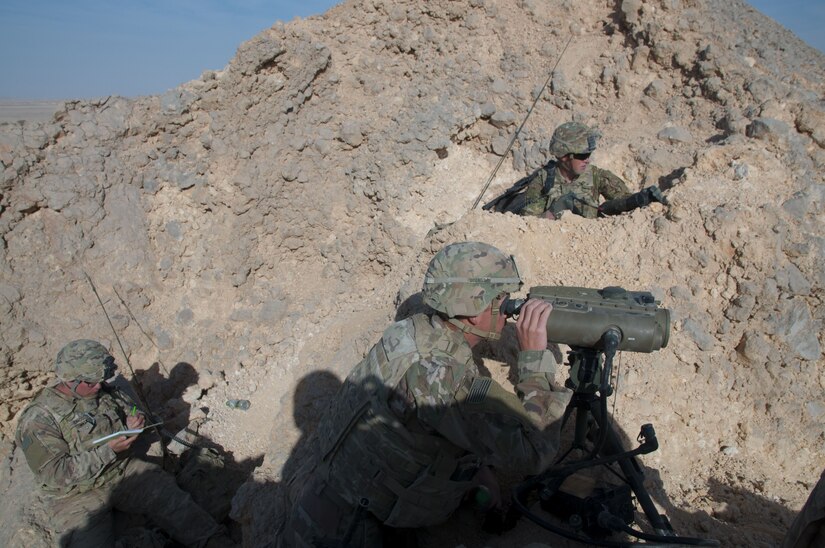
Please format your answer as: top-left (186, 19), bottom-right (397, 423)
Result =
top-left (83, 271), bottom-right (154, 417)
top-left (471, 34), bottom-right (573, 210)
top-left (83, 271), bottom-right (181, 459)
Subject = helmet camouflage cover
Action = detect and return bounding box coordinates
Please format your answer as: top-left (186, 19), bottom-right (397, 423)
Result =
top-left (55, 339), bottom-right (114, 383)
top-left (549, 121), bottom-right (599, 158)
top-left (422, 241), bottom-right (523, 317)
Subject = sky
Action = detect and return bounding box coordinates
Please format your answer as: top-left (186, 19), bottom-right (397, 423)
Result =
top-left (0, 1), bottom-right (822, 101)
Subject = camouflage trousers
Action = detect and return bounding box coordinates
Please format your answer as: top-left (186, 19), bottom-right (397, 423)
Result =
top-left (781, 468), bottom-right (825, 548)
top-left (43, 457), bottom-right (223, 547)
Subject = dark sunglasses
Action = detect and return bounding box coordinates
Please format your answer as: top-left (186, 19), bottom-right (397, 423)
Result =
top-left (571, 152), bottom-right (591, 161)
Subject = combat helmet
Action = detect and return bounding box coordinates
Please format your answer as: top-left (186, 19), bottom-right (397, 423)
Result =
top-left (422, 241), bottom-right (522, 339)
top-left (55, 339), bottom-right (116, 383)
top-left (549, 121), bottom-right (599, 158)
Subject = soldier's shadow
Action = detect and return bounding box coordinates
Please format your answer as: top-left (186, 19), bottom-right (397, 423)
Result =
top-left (228, 370), bottom-right (343, 546)
top-left (131, 361), bottom-right (199, 436)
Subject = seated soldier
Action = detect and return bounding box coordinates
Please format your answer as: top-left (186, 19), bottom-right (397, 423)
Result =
top-left (493, 122), bottom-right (667, 219)
top-left (15, 339), bottom-right (233, 547)
top-left (278, 241), bottom-right (571, 547)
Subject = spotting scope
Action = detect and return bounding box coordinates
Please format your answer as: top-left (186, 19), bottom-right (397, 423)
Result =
top-left (502, 286), bottom-right (670, 353)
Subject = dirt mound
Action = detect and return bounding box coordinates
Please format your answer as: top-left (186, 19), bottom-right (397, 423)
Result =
top-left (1, 0), bottom-right (822, 546)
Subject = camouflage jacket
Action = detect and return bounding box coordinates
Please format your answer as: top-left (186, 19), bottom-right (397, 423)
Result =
top-left (312, 313), bottom-right (569, 528)
top-left (521, 162), bottom-right (631, 218)
top-left (15, 383), bottom-right (134, 497)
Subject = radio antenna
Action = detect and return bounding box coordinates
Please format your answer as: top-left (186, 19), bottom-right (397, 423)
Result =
top-left (470, 34), bottom-right (573, 210)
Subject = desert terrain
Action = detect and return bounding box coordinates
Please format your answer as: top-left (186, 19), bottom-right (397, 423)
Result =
top-left (0, 0), bottom-right (823, 546)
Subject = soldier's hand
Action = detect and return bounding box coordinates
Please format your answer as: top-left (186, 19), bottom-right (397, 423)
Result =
top-left (108, 414), bottom-right (145, 453)
top-left (126, 414), bottom-right (145, 430)
top-left (516, 299), bottom-right (552, 352)
top-left (643, 185), bottom-right (668, 205)
top-left (108, 433), bottom-right (139, 453)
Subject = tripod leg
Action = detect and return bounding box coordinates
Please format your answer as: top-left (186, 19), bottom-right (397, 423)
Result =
top-left (573, 401), bottom-right (590, 450)
top-left (590, 407), bottom-right (674, 534)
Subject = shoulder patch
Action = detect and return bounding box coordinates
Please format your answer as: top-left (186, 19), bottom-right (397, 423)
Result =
top-left (382, 319), bottom-right (418, 361)
top-left (467, 377), bottom-right (492, 404)
top-left (19, 430), bottom-right (57, 473)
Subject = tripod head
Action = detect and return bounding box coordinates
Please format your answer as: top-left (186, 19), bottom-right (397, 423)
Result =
top-left (565, 328), bottom-right (622, 397)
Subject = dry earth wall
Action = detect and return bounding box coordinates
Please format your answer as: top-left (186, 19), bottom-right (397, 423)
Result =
top-left (0, 0), bottom-right (822, 546)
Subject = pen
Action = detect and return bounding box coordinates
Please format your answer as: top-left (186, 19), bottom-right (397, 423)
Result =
top-left (131, 405), bottom-right (136, 416)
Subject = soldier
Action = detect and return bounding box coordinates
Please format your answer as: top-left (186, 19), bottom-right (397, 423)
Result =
top-left (486, 122), bottom-right (667, 218)
top-left (15, 339), bottom-right (232, 547)
top-left (278, 241), bottom-right (571, 547)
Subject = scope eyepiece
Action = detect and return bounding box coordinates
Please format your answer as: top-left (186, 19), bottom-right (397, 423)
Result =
top-left (500, 297), bottom-right (525, 317)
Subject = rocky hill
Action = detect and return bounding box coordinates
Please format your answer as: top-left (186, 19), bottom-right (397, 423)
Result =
top-left (0, 0), bottom-right (823, 546)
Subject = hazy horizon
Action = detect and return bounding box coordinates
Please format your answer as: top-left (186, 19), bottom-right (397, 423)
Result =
top-left (0, 0), bottom-right (822, 102)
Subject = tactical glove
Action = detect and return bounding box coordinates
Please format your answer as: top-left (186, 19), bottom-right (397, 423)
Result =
top-left (599, 186), bottom-right (668, 216)
top-left (644, 185), bottom-right (669, 206)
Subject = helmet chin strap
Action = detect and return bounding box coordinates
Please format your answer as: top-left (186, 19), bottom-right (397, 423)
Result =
top-left (447, 318), bottom-right (502, 341)
top-left (447, 295), bottom-right (503, 341)
top-left (64, 380), bottom-right (84, 398)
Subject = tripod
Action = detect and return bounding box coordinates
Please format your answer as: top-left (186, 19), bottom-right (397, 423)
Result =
top-left (512, 329), bottom-right (719, 546)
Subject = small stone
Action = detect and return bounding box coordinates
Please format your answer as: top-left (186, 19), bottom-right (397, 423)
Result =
top-left (165, 221), bottom-right (183, 241)
top-left (0, 403), bottom-right (11, 422)
top-left (489, 110), bottom-right (516, 128)
top-left (198, 371), bottom-right (216, 391)
top-left (176, 308), bottom-right (194, 325)
top-left (339, 121), bottom-right (363, 147)
top-left (644, 79), bottom-right (668, 99)
top-left (720, 445), bottom-right (739, 456)
top-left (657, 126), bottom-right (693, 144)
top-left (182, 385), bottom-right (203, 404)
top-left (682, 318), bottom-right (716, 351)
top-left (735, 331), bottom-right (773, 365)
top-left (746, 117), bottom-right (790, 141)
top-left (732, 162), bottom-right (749, 180)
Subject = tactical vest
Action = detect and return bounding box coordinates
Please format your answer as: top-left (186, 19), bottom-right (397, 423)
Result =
top-left (314, 314), bottom-right (477, 528)
top-left (482, 162), bottom-right (557, 214)
top-left (18, 385), bottom-right (130, 496)
top-left (539, 165), bottom-right (603, 218)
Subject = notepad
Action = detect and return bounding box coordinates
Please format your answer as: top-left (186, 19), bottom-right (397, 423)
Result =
top-left (92, 422), bottom-right (163, 445)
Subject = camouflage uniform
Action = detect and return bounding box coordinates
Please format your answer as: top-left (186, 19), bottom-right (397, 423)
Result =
top-left (279, 243), bottom-right (570, 547)
top-left (520, 163), bottom-right (632, 218)
top-left (15, 340), bottom-right (223, 547)
top-left (781, 468), bottom-right (825, 548)
top-left (520, 121), bottom-right (631, 218)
